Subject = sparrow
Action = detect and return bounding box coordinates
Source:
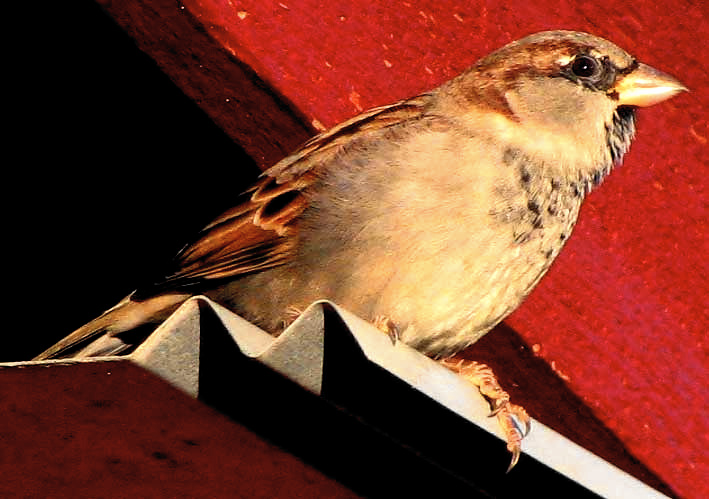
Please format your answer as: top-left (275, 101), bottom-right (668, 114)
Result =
top-left (35, 30), bottom-right (686, 469)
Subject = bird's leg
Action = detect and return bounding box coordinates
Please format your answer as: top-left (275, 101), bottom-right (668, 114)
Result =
top-left (440, 358), bottom-right (531, 471)
top-left (373, 315), bottom-right (400, 344)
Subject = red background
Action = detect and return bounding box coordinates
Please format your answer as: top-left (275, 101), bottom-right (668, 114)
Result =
top-left (172, 2), bottom-right (709, 497)
top-left (15, 1), bottom-right (706, 497)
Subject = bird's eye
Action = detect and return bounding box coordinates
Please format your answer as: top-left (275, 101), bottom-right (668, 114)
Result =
top-left (571, 55), bottom-right (600, 78)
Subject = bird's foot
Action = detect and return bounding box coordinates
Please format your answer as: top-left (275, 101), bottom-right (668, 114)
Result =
top-left (440, 358), bottom-right (530, 471)
top-left (280, 305), bottom-right (304, 331)
top-left (373, 315), bottom-right (400, 345)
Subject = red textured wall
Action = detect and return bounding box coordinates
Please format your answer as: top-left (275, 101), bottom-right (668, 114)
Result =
top-left (93, 1), bottom-right (709, 497)
top-left (1, 362), bottom-right (358, 498)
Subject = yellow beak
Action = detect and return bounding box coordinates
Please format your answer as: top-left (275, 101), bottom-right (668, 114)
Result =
top-left (613, 63), bottom-right (687, 107)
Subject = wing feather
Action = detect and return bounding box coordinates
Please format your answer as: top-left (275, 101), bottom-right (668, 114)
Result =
top-left (134, 95), bottom-right (430, 298)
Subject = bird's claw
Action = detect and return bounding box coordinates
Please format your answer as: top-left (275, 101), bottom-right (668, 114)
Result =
top-left (490, 399), bottom-right (531, 436)
top-left (440, 357), bottom-right (530, 471)
top-left (493, 399), bottom-right (530, 472)
top-left (507, 446), bottom-right (521, 474)
top-left (281, 305), bottom-right (304, 331)
top-left (488, 396), bottom-right (509, 417)
top-left (373, 316), bottom-right (400, 345)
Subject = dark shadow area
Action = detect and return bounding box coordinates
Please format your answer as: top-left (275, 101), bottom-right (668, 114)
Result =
top-left (10, 0), bottom-right (260, 361)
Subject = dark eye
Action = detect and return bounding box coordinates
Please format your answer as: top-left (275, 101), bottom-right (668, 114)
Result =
top-left (571, 55), bottom-right (600, 78)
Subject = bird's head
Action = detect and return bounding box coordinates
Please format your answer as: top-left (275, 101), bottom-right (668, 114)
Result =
top-left (442, 30), bottom-right (687, 187)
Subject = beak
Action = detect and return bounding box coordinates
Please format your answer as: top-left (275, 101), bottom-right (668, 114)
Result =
top-left (613, 63), bottom-right (688, 107)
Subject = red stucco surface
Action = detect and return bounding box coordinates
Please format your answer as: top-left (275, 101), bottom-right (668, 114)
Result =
top-left (24, 1), bottom-right (706, 497)
top-left (1, 362), bottom-right (359, 498)
top-left (170, 3), bottom-right (709, 496)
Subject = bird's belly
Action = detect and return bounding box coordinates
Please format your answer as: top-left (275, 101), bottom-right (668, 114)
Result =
top-left (377, 211), bottom-right (578, 358)
top-left (221, 168), bottom-right (581, 359)
top-left (218, 221), bottom-right (567, 359)
top-left (383, 241), bottom-right (557, 357)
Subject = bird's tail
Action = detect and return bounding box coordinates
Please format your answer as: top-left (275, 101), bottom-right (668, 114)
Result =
top-left (33, 292), bottom-right (191, 360)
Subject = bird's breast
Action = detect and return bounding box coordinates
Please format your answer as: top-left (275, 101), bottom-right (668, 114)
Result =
top-left (392, 145), bottom-right (586, 356)
top-left (231, 127), bottom-right (586, 358)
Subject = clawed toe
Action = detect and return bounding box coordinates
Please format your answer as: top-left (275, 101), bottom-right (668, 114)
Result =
top-left (440, 357), bottom-right (530, 471)
top-left (281, 305), bottom-right (304, 330)
top-left (488, 396), bottom-right (509, 417)
top-left (373, 316), bottom-right (400, 344)
top-left (507, 446), bottom-right (521, 473)
top-left (494, 400), bottom-right (530, 471)
top-left (492, 401), bottom-right (531, 436)
top-left (514, 405), bottom-right (532, 437)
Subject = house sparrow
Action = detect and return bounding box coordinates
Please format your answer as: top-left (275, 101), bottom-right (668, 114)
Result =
top-left (35, 30), bottom-right (686, 468)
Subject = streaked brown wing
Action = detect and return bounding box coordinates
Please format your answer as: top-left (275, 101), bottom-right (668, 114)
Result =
top-left (135, 95), bottom-right (430, 298)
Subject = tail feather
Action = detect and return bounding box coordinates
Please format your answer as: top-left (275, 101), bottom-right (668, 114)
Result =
top-left (33, 292), bottom-right (191, 360)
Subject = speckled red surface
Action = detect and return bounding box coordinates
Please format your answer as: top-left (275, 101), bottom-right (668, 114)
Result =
top-left (97, 1), bottom-right (709, 497)
top-left (1, 362), bottom-right (359, 498)
top-left (178, 3), bottom-right (707, 497)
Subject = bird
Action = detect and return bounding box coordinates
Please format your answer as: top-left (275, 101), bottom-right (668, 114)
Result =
top-left (35, 30), bottom-right (686, 469)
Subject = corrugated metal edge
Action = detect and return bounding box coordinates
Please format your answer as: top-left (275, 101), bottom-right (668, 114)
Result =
top-left (2, 296), bottom-right (668, 499)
